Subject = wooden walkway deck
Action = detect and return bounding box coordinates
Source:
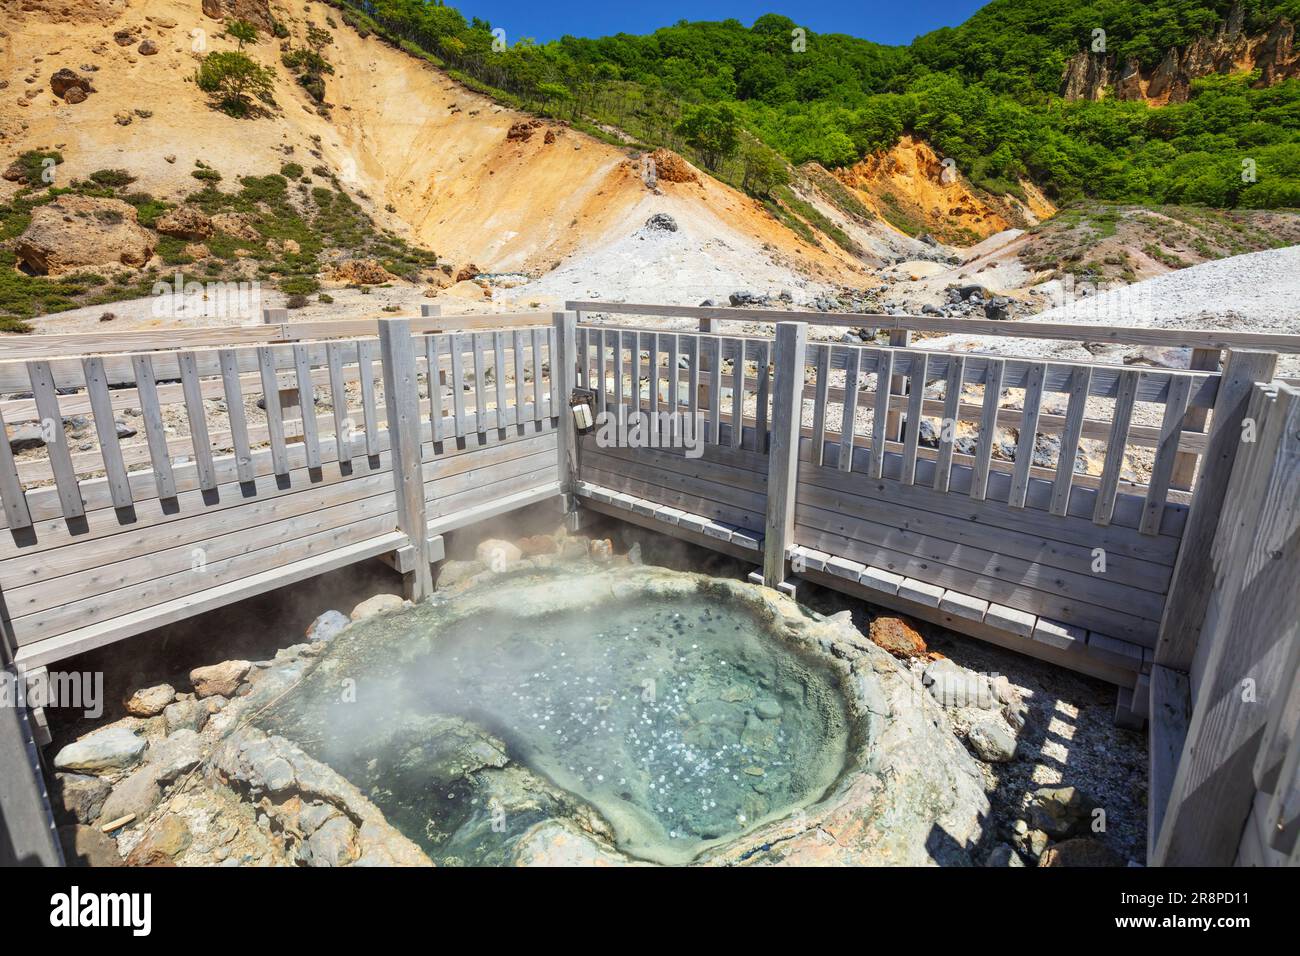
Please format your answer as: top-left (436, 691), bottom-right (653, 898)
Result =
top-left (1, 300), bottom-right (1295, 866)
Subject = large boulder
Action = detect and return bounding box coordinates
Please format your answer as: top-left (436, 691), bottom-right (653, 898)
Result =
top-left (53, 726), bottom-right (146, 774)
top-left (154, 206), bottom-right (213, 241)
top-left (15, 196), bottom-right (156, 276)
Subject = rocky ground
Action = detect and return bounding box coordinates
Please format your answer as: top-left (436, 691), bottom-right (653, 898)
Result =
top-left (45, 509), bottom-right (1145, 868)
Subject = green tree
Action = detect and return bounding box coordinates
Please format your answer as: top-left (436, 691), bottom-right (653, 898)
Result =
top-left (196, 51), bottom-right (275, 117)
top-left (225, 18), bottom-right (258, 49)
top-left (675, 103), bottom-right (740, 170)
top-left (739, 141), bottom-right (789, 196)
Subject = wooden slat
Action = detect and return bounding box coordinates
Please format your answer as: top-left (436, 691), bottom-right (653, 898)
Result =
top-left (1141, 374), bottom-right (1193, 536)
top-left (532, 327), bottom-right (546, 421)
top-left (1170, 347), bottom-right (1219, 490)
top-left (1093, 369), bottom-right (1139, 526)
top-left (81, 357), bottom-right (132, 510)
top-left (130, 354), bottom-right (176, 500)
top-left (647, 333), bottom-right (659, 440)
top-left (472, 333), bottom-right (487, 433)
top-left (969, 358), bottom-right (1003, 501)
top-left (178, 351), bottom-right (217, 491)
top-left (1009, 362), bottom-right (1045, 508)
top-left (292, 344), bottom-right (321, 470)
top-left (547, 326), bottom-right (560, 418)
top-left (668, 333), bottom-right (681, 415)
top-left (218, 348), bottom-right (255, 484)
top-left (595, 328), bottom-right (607, 418)
top-left (1050, 365), bottom-right (1092, 517)
top-left (933, 355), bottom-right (965, 493)
top-left (0, 401), bottom-right (32, 529)
top-left (357, 339), bottom-right (380, 457)
top-left (493, 330), bottom-right (508, 429)
top-left (707, 336), bottom-right (722, 445)
top-left (838, 347), bottom-right (860, 473)
top-left (755, 340), bottom-right (771, 453)
top-left (730, 338), bottom-right (744, 451)
top-left (901, 352), bottom-right (928, 486)
top-left (576, 325), bottom-right (589, 390)
top-left (513, 329), bottom-right (527, 425)
top-left (425, 336), bottom-right (443, 445)
top-left (27, 361), bottom-right (83, 520)
top-left (450, 335), bottom-right (467, 438)
top-left (257, 346), bottom-right (289, 476)
top-left (869, 349), bottom-right (893, 479)
top-left (811, 345), bottom-right (830, 466)
top-left (327, 341), bottom-right (352, 464)
top-left (762, 322), bottom-right (807, 585)
top-left (686, 335), bottom-right (699, 424)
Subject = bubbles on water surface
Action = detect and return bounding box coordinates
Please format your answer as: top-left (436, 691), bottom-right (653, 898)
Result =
top-left (265, 593), bottom-right (848, 865)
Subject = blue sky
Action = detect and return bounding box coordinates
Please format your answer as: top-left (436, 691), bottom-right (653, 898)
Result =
top-left (450, 0), bottom-right (989, 46)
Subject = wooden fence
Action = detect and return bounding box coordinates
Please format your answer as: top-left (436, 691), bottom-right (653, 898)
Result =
top-left (569, 316), bottom-right (1235, 684)
top-left (0, 313), bottom-right (564, 674)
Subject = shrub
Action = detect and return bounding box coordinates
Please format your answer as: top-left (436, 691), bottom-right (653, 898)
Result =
top-left (225, 18), bottom-right (258, 49)
top-left (195, 50), bottom-right (275, 117)
top-left (88, 168), bottom-right (136, 189)
top-left (280, 162), bottom-right (304, 179)
top-left (285, 293), bottom-right (309, 309)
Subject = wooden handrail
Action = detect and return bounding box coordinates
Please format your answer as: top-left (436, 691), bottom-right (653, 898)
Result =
top-left (568, 300), bottom-right (1300, 353)
top-left (0, 311), bottom-right (553, 362)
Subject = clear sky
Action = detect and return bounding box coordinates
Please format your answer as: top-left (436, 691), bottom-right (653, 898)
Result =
top-left (450, 0), bottom-right (990, 47)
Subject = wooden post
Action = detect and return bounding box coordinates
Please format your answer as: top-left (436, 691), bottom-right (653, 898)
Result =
top-left (762, 322), bottom-right (807, 589)
top-left (377, 319), bottom-right (433, 600)
top-left (1155, 349), bottom-right (1277, 670)
top-left (0, 631), bottom-right (61, 865)
top-left (553, 312), bottom-right (579, 526)
top-left (886, 329), bottom-right (910, 441)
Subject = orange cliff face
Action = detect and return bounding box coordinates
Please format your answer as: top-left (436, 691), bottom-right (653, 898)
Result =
top-left (830, 137), bottom-right (1055, 245)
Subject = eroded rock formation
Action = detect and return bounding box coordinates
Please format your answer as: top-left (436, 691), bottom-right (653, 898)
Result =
top-left (1061, 3), bottom-right (1299, 103)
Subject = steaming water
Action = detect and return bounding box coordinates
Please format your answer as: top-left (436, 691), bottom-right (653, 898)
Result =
top-left (261, 591), bottom-right (849, 865)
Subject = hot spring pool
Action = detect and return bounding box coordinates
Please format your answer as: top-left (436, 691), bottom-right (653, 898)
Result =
top-left (258, 570), bottom-right (851, 865)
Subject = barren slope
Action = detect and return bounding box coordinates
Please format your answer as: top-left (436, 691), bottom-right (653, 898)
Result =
top-left (2, 0), bottom-right (871, 307)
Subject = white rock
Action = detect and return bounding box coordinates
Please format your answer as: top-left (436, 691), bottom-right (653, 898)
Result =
top-left (475, 538), bottom-right (522, 569)
top-left (54, 726), bottom-right (147, 774)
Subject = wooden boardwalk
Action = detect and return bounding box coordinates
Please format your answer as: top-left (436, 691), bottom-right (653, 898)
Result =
top-left (1, 300), bottom-right (1295, 866)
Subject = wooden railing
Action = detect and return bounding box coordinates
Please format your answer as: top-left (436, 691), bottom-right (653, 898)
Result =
top-left (0, 314), bottom-right (565, 670)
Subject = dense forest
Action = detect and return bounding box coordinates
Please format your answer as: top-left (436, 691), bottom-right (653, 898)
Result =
top-left (330, 0), bottom-right (1300, 208)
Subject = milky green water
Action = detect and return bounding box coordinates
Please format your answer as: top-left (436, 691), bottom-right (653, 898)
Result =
top-left (261, 593), bottom-right (850, 865)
